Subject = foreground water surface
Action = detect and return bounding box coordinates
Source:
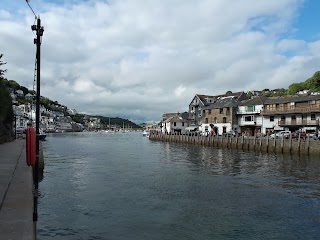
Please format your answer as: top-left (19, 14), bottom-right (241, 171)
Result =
top-left (38, 132), bottom-right (320, 240)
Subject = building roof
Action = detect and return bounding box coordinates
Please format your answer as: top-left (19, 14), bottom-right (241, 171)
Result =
top-left (163, 116), bottom-right (188, 123)
top-left (264, 94), bottom-right (320, 104)
top-left (239, 96), bottom-right (267, 106)
top-left (203, 97), bottom-right (240, 110)
top-left (192, 92), bottom-right (247, 107)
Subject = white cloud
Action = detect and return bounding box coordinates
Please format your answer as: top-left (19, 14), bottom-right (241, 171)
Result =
top-left (1, 0), bottom-right (320, 123)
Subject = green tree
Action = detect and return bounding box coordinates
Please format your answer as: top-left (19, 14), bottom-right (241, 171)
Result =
top-left (287, 83), bottom-right (303, 95)
top-left (304, 71), bottom-right (320, 90)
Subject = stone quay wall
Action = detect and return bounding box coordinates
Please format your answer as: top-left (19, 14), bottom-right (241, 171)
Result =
top-left (149, 131), bottom-right (320, 156)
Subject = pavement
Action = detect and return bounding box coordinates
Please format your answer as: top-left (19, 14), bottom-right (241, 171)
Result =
top-left (0, 139), bottom-right (35, 240)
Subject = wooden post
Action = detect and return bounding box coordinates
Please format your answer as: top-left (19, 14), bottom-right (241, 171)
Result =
top-left (259, 133), bottom-right (262, 151)
top-left (298, 133), bottom-right (301, 155)
top-left (289, 134), bottom-right (292, 154)
top-left (236, 136), bottom-right (238, 149)
top-left (266, 133), bottom-right (269, 153)
top-left (241, 135), bottom-right (244, 150)
top-left (307, 133), bottom-right (310, 155)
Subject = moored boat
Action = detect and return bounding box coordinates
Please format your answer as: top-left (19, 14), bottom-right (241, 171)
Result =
top-left (142, 130), bottom-right (149, 137)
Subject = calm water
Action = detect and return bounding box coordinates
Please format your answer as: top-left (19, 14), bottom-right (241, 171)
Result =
top-left (38, 132), bottom-right (320, 240)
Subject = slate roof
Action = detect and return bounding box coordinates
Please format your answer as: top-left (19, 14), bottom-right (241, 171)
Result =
top-left (203, 97), bottom-right (240, 110)
top-left (239, 96), bottom-right (267, 106)
top-left (264, 95), bottom-right (320, 104)
top-left (163, 116), bottom-right (188, 123)
top-left (195, 91), bottom-right (246, 104)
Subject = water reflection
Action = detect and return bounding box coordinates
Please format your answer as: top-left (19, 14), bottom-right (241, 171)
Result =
top-left (39, 133), bottom-right (320, 240)
top-left (159, 142), bottom-right (320, 200)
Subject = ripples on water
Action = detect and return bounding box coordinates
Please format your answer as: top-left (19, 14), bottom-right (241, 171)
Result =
top-left (38, 132), bottom-right (320, 240)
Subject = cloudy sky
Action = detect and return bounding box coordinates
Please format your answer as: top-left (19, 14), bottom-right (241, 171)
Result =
top-left (1, 0), bottom-right (320, 123)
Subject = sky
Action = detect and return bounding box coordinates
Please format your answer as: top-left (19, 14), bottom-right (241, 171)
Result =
top-left (1, 0), bottom-right (320, 123)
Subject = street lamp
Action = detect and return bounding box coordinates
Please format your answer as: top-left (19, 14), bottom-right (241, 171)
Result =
top-left (26, 0), bottom-right (44, 223)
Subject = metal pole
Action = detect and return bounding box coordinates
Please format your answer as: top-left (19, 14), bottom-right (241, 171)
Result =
top-left (33, 17), bottom-right (41, 222)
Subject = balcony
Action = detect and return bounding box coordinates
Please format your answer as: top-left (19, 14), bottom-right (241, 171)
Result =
top-left (278, 119), bottom-right (319, 126)
top-left (261, 106), bottom-right (320, 115)
top-left (237, 109), bottom-right (261, 114)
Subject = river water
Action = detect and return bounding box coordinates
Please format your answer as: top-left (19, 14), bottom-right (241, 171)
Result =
top-left (37, 132), bottom-right (320, 240)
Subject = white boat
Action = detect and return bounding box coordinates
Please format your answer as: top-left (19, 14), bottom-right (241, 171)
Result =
top-left (142, 130), bottom-right (149, 137)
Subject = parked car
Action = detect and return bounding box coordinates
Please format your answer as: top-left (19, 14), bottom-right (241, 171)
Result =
top-left (287, 132), bottom-right (307, 140)
top-left (224, 130), bottom-right (237, 137)
top-left (270, 130), bottom-right (291, 139)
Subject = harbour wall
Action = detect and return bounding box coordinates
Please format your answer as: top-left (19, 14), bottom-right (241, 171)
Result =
top-left (149, 131), bottom-right (320, 156)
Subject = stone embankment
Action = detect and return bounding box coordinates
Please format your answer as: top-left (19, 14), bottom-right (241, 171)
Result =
top-left (149, 131), bottom-right (320, 156)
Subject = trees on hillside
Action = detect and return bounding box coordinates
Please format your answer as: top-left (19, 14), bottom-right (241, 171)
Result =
top-left (0, 54), bottom-right (14, 143)
top-left (287, 71), bottom-right (320, 94)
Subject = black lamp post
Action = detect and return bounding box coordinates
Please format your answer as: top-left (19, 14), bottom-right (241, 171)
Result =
top-left (31, 16), bottom-right (44, 223)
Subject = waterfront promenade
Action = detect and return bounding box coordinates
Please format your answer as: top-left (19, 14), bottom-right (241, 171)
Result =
top-left (0, 140), bottom-right (35, 240)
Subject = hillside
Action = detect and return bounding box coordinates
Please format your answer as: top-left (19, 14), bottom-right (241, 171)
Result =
top-left (287, 71), bottom-right (320, 94)
top-left (0, 79), bottom-right (14, 143)
top-left (2, 78), bottom-right (142, 130)
top-left (0, 54), bottom-right (13, 143)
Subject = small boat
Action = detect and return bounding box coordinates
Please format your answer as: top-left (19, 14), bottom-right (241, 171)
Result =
top-left (39, 129), bottom-right (47, 141)
top-left (142, 130), bottom-right (149, 137)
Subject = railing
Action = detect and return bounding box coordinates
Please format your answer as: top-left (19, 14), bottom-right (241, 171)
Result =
top-left (261, 106), bottom-right (320, 115)
top-left (278, 119), bottom-right (319, 126)
top-left (237, 110), bottom-right (261, 114)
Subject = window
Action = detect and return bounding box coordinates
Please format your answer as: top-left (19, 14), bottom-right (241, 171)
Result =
top-left (291, 115), bottom-right (296, 120)
top-left (208, 109), bottom-right (211, 114)
top-left (247, 106), bottom-right (255, 112)
top-left (174, 122), bottom-right (176, 126)
top-left (270, 116), bottom-right (274, 122)
top-left (203, 110), bottom-right (205, 114)
top-left (244, 116), bottom-right (253, 122)
top-left (226, 107), bottom-right (230, 115)
top-left (205, 118), bottom-right (208, 124)
top-left (276, 104), bottom-right (279, 109)
top-left (223, 117), bottom-right (227, 123)
top-left (214, 117), bottom-right (217, 123)
top-left (311, 114), bottom-right (316, 120)
top-left (220, 108), bottom-right (223, 114)
top-left (182, 122), bottom-right (184, 126)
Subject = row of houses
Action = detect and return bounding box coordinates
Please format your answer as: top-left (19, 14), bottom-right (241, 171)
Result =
top-left (160, 91), bottom-right (320, 136)
top-left (13, 102), bottom-right (105, 132)
top-left (8, 88), bottom-right (107, 132)
top-left (13, 103), bottom-right (81, 132)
